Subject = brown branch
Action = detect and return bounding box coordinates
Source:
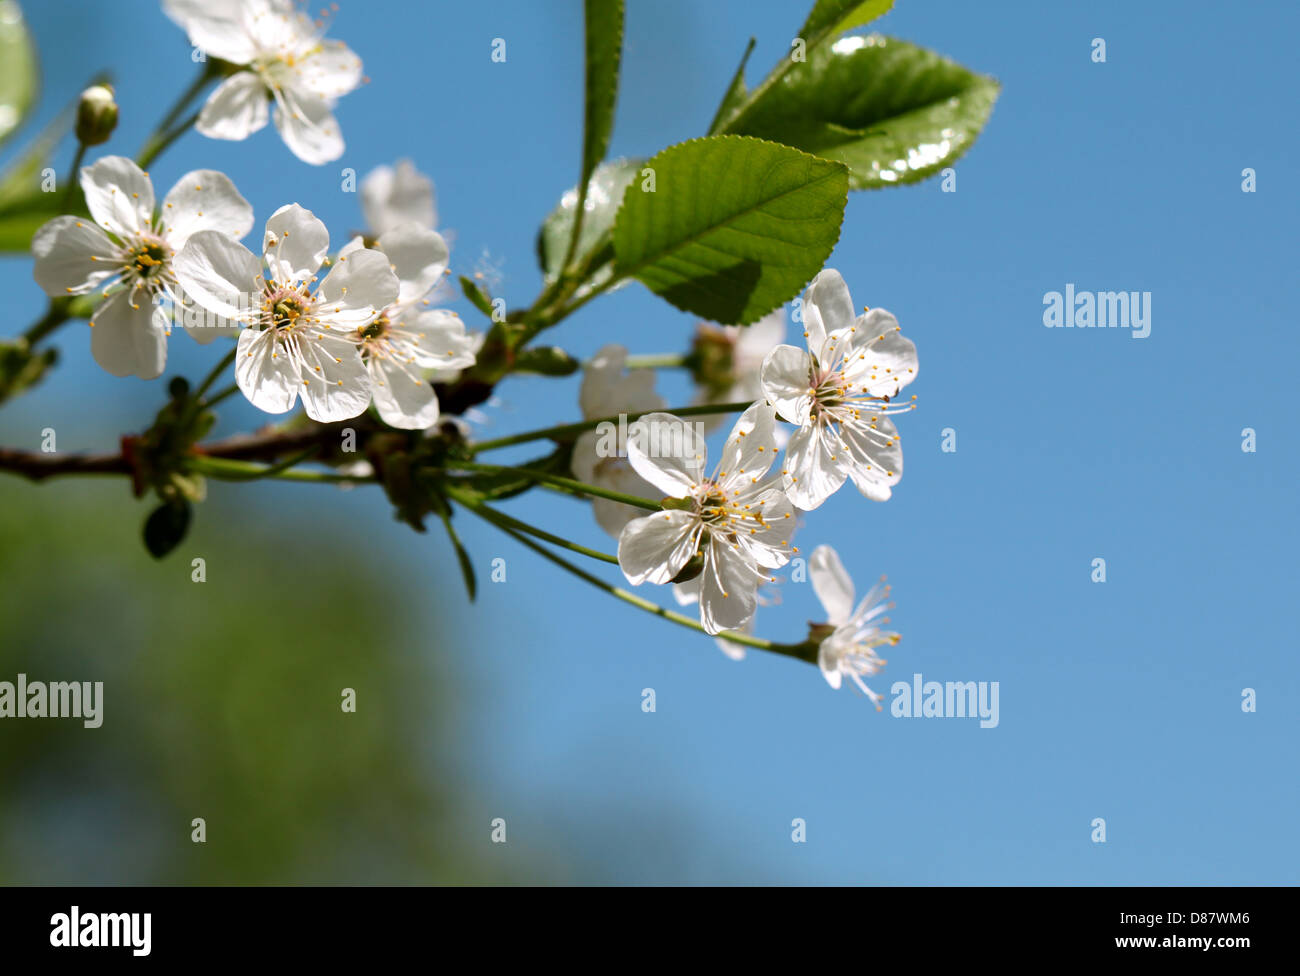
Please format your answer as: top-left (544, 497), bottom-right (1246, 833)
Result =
top-left (0, 419), bottom-right (376, 484)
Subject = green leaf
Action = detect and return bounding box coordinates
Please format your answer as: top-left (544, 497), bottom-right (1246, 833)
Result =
top-left (726, 35), bottom-right (999, 190)
top-left (143, 501), bottom-right (192, 559)
top-left (537, 157), bottom-right (640, 286)
top-left (0, 202), bottom-right (58, 251)
top-left (706, 37), bottom-right (756, 135)
top-left (798, 0), bottom-right (894, 42)
top-left (611, 135), bottom-right (847, 325)
top-left (459, 275), bottom-right (495, 318)
top-left (579, 0), bottom-right (623, 203)
top-left (0, 0), bottom-right (37, 148)
top-left (550, 0), bottom-right (625, 281)
top-left (0, 113), bottom-right (68, 211)
top-left (711, 1), bottom-right (892, 134)
top-left (430, 495), bottom-right (477, 601)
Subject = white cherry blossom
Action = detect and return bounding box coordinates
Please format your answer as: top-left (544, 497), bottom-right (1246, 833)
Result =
top-left (617, 402), bottom-right (795, 636)
top-left (163, 0), bottom-right (363, 164)
top-left (809, 544), bottom-right (898, 708)
top-left (571, 344), bottom-right (665, 538)
top-left (336, 224), bottom-right (474, 429)
top-left (760, 269), bottom-right (918, 510)
top-left (173, 203), bottom-right (398, 422)
top-left (31, 155), bottom-right (252, 379)
top-left (361, 160), bottom-right (436, 236)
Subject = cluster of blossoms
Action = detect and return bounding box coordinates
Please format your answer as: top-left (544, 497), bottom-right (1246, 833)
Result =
top-left (19, 0), bottom-right (921, 706)
top-left (577, 270), bottom-right (917, 702)
top-left (32, 153), bottom-right (476, 427)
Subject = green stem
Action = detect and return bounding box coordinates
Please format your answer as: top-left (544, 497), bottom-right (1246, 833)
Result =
top-left (136, 63), bottom-right (217, 168)
top-left (620, 353), bottom-right (690, 370)
top-left (201, 383), bottom-right (240, 409)
top-left (484, 514), bottom-right (816, 661)
top-left (63, 144), bottom-right (87, 210)
top-left (20, 300), bottom-right (72, 348)
top-left (444, 485), bottom-right (619, 565)
top-left (136, 109), bottom-right (201, 171)
top-left (449, 460), bottom-right (661, 511)
top-left (189, 454), bottom-right (369, 484)
top-left (160, 66), bottom-right (216, 133)
top-left (469, 400), bottom-right (754, 454)
top-left (192, 347), bottom-right (237, 401)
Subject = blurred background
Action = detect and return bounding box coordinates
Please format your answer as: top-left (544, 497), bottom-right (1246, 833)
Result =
top-left (0, 0), bottom-right (1296, 884)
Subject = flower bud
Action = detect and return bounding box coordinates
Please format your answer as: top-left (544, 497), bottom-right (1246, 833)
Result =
top-left (75, 84), bottom-right (118, 146)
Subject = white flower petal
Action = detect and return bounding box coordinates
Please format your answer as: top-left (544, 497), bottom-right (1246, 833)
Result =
top-left (839, 414), bottom-right (902, 499)
top-left (617, 510), bottom-right (697, 585)
top-left (699, 538), bottom-right (758, 636)
top-left (397, 309), bottom-right (475, 369)
top-left (574, 434), bottom-right (661, 539)
top-left (296, 333), bottom-right (370, 422)
top-left (807, 268), bottom-right (856, 337)
top-left (163, 0), bottom-right (258, 64)
top-left (369, 355), bottom-right (439, 429)
top-left (809, 544), bottom-right (855, 627)
top-left (580, 343), bottom-right (664, 419)
top-left (362, 160), bottom-right (436, 235)
top-left (173, 229), bottom-right (260, 325)
top-left (818, 642), bottom-right (844, 689)
top-left (316, 247), bottom-right (399, 327)
top-left (735, 486), bottom-right (795, 569)
top-left (715, 401), bottom-right (777, 492)
top-left (625, 411), bottom-right (706, 498)
top-left (160, 169), bottom-right (254, 249)
top-left (80, 156), bottom-right (154, 238)
top-left (760, 344), bottom-right (812, 424)
top-left (272, 88), bottom-right (343, 165)
top-left (782, 423), bottom-right (849, 510)
top-left (295, 39), bottom-right (363, 99)
top-left (376, 224), bottom-right (449, 306)
top-left (89, 290), bottom-right (167, 379)
top-left (262, 204), bottom-right (328, 286)
top-left (196, 72), bottom-right (269, 141)
top-left (801, 300), bottom-right (828, 363)
top-left (31, 216), bottom-right (120, 297)
top-left (842, 309), bottom-right (919, 398)
top-left (235, 327), bottom-right (299, 414)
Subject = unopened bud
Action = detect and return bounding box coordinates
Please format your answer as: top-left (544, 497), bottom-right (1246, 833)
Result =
top-left (75, 84), bottom-right (118, 146)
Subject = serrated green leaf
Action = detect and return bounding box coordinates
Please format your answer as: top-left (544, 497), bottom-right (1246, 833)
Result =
top-left (798, 0), bottom-right (894, 42)
top-left (611, 135), bottom-right (847, 325)
top-left (712, 0), bottom-right (893, 135)
top-left (0, 0), bottom-right (37, 148)
top-left (727, 35), bottom-right (999, 190)
top-left (537, 156), bottom-right (640, 285)
top-left (580, 0), bottom-right (623, 199)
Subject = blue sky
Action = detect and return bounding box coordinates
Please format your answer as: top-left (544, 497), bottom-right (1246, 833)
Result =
top-left (2, 0), bottom-right (1296, 883)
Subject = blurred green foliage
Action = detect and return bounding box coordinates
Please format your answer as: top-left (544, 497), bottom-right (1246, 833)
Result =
top-left (0, 479), bottom-right (521, 883)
